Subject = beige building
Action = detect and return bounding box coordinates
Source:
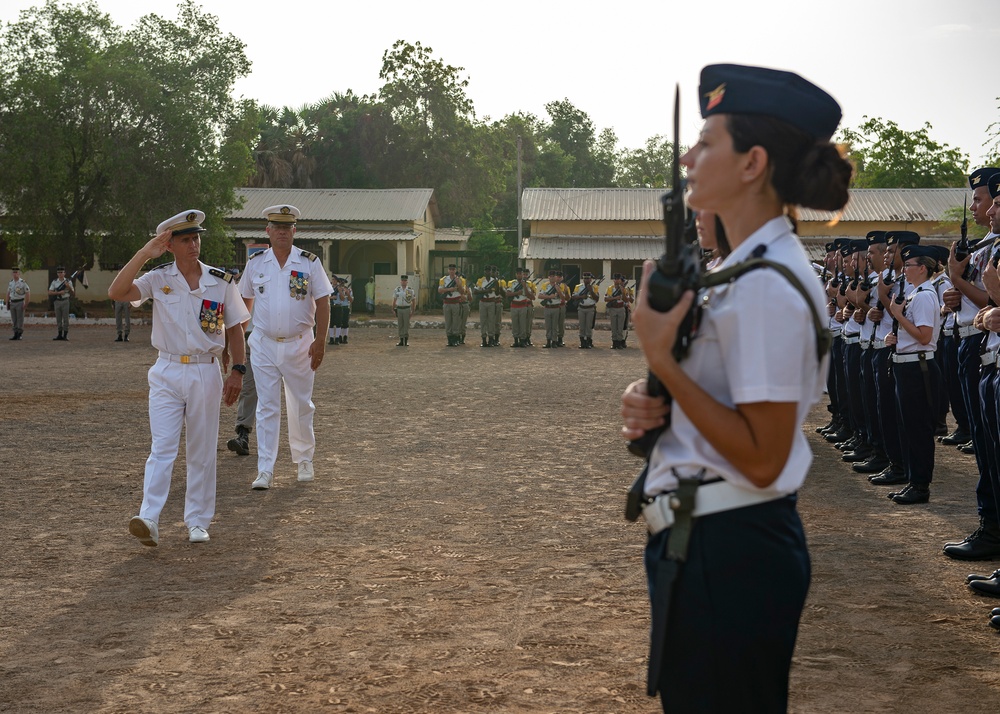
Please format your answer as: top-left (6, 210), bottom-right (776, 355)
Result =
top-left (520, 187), bottom-right (971, 303)
top-left (231, 188), bottom-right (441, 306)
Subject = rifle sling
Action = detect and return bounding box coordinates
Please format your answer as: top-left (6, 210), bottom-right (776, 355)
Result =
top-left (626, 255), bottom-right (829, 520)
top-left (700, 257), bottom-right (832, 361)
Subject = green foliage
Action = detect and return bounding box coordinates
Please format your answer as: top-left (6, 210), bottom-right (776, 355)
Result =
top-left (616, 134), bottom-right (677, 188)
top-left (467, 220), bottom-right (515, 276)
top-left (837, 116), bottom-right (968, 188)
top-left (0, 0), bottom-right (256, 268)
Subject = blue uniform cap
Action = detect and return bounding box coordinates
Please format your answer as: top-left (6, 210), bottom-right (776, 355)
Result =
top-left (969, 167), bottom-right (1000, 191)
top-left (885, 231), bottom-right (920, 247)
top-left (699, 64), bottom-right (842, 140)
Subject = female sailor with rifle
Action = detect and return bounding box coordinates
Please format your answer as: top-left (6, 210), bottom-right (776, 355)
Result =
top-left (619, 64), bottom-right (851, 712)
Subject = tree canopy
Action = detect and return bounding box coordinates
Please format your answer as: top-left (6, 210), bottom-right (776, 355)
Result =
top-left (837, 116), bottom-right (969, 189)
top-left (0, 0), bottom-right (257, 268)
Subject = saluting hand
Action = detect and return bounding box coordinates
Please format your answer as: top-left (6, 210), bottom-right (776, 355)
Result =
top-left (140, 230), bottom-right (173, 261)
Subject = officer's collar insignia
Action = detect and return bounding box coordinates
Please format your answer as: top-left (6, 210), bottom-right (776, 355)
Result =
top-left (162, 286), bottom-right (172, 294)
top-left (705, 83), bottom-right (726, 111)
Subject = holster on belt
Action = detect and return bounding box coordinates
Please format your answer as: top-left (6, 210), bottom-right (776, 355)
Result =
top-left (646, 475), bottom-right (700, 697)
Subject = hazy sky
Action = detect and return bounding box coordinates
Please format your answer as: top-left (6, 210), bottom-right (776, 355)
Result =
top-left (3, 0), bottom-right (999, 165)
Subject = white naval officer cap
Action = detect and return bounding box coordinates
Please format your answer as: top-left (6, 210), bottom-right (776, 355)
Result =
top-left (262, 204), bottom-right (301, 224)
top-left (157, 210), bottom-right (207, 236)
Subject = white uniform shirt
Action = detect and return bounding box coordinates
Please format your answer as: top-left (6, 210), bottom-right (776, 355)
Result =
top-left (240, 247), bottom-right (333, 339)
top-left (896, 283), bottom-right (940, 354)
top-left (956, 236), bottom-right (996, 326)
top-left (875, 274), bottom-right (913, 342)
top-left (860, 271), bottom-right (880, 341)
top-left (7, 279), bottom-right (28, 300)
top-left (932, 273), bottom-right (955, 333)
top-left (392, 285), bottom-right (414, 307)
top-left (49, 278), bottom-right (72, 298)
top-left (646, 216), bottom-right (828, 497)
top-left (574, 282), bottom-right (598, 307)
top-left (132, 261), bottom-right (250, 357)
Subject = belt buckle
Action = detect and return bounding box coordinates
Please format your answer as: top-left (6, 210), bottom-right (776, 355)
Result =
top-left (180, 355), bottom-right (191, 364)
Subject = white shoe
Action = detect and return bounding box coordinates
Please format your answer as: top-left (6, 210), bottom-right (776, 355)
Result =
top-left (129, 516), bottom-right (158, 547)
top-left (251, 471), bottom-right (273, 490)
top-left (297, 461), bottom-right (314, 482)
top-left (188, 526), bottom-right (210, 543)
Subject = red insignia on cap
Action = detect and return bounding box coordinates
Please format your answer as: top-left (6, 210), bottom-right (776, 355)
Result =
top-left (705, 83), bottom-right (726, 111)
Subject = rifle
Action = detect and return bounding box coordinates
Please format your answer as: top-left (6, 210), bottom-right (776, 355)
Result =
top-left (955, 200), bottom-right (970, 265)
top-left (890, 271), bottom-right (906, 353)
top-left (626, 84), bottom-right (701, 463)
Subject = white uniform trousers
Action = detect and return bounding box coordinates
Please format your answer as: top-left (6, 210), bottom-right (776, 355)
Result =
top-left (140, 359), bottom-right (222, 529)
top-left (250, 331), bottom-right (317, 474)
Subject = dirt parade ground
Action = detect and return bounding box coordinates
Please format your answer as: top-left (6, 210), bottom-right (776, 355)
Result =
top-left (2, 321), bottom-right (1000, 713)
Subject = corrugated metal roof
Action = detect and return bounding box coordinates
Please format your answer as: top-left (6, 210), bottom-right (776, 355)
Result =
top-left (522, 187), bottom-right (968, 223)
top-left (232, 188), bottom-right (435, 222)
top-left (434, 227), bottom-right (472, 242)
top-left (799, 188), bottom-right (967, 223)
top-left (522, 188), bottom-right (666, 221)
top-left (233, 229), bottom-right (415, 241)
top-left (520, 236), bottom-right (662, 261)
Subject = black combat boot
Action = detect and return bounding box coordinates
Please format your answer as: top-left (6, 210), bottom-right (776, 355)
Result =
top-left (512, 338), bottom-right (521, 348)
top-left (115, 332), bottom-right (123, 342)
top-left (397, 338), bottom-right (405, 346)
top-left (403, 337), bottom-right (408, 346)
top-left (124, 333), bottom-right (129, 342)
top-left (943, 518), bottom-right (1000, 560)
top-left (227, 426), bottom-right (250, 456)
top-left (580, 337), bottom-right (587, 348)
top-left (328, 337), bottom-right (336, 345)
top-left (544, 340), bottom-right (552, 348)
top-left (588, 338), bottom-right (595, 348)
top-left (482, 336), bottom-right (489, 347)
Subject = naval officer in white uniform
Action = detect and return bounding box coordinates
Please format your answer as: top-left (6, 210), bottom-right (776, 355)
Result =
top-left (240, 205), bottom-right (333, 490)
top-left (109, 210), bottom-right (250, 546)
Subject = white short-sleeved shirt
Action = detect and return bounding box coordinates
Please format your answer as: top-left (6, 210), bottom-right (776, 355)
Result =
top-left (133, 261), bottom-right (250, 357)
top-left (645, 216), bottom-right (828, 497)
top-left (240, 247), bottom-right (333, 340)
top-left (392, 285), bottom-right (414, 306)
top-left (874, 275), bottom-right (912, 341)
top-left (896, 283), bottom-right (941, 354)
top-left (956, 236), bottom-right (996, 326)
top-left (573, 283), bottom-right (598, 307)
top-left (932, 273), bottom-right (955, 332)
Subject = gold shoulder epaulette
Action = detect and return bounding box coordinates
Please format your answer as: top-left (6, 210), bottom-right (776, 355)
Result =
top-left (299, 250), bottom-right (318, 262)
top-left (247, 251), bottom-right (264, 261)
top-left (209, 267), bottom-right (234, 283)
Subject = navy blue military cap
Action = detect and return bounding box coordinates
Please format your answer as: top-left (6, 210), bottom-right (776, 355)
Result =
top-left (839, 239), bottom-right (867, 256)
top-left (988, 173), bottom-right (1000, 199)
top-left (969, 167), bottom-right (1000, 190)
top-left (825, 241), bottom-right (837, 253)
top-left (885, 231), bottom-right (920, 246)
top-left (400, 275), bottom-right (408, 280)
top-left (925, 245), bottom-right (951, 265)
top-left (866, 231), bottom-right (887, 244)
top-left (699, 64), bottom-right (842, 140)
top-left (900, 244), bottom-right (938, 262)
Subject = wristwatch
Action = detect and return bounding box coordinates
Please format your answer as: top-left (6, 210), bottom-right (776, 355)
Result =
top-left (231, 363), bottom-right (247, 375)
